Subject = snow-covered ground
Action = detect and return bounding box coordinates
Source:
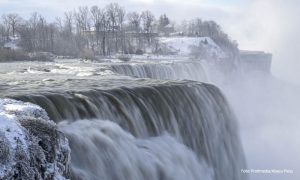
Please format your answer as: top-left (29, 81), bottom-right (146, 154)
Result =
top-left (0, 99), bottom-right (70, 179)
top-left (3, 36), bottom-right (21, 50)
top-left (159, 37), bottom-right (226, 58)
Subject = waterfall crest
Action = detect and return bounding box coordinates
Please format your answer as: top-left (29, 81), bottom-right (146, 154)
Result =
top-left (111, 61), bottom-right (207, 81)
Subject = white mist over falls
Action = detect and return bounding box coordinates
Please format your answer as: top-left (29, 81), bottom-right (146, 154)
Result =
top-left (0, 42), bottom-right (299, 180)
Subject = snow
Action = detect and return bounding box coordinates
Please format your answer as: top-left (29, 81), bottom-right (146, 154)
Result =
top-left (3, 103), bottom-right (50, 121)
top-left (0, 99), bottom-right (39, 149)
top-left (0, 99), bottom-right (70, 179)
top-left (4, 42), bottom-right (20, 50)
top-left (3, 36), bottom-right (21, 50)
top-left (159, 36), bottom-right (226, 58)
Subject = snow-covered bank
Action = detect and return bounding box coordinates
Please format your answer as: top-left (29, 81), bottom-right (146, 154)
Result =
top-left (159, 37), bottom-right (226, 58)
top-left (0, 99), bottom-right (70, 179)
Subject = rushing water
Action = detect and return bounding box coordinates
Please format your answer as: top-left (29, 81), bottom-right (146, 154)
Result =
top-left (111, 61), bottom-right (207, 81)
top-left (60, 120), bottom-right (213, 180)
top-left (0, 59), bottom-right (247, 180)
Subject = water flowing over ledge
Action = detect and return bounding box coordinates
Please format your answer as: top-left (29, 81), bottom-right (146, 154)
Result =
top-left (13, 81), bottom-right (247, 180)
top-left (60, 120), bottom-right (213, 180)
top-left (111, 61), bottom-right (208, 82)
top-left (0, 59), bottom-right (247, 180)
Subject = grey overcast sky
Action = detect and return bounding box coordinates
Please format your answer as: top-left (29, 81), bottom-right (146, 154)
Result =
top-left (1, 0), bottom-right (299, 84)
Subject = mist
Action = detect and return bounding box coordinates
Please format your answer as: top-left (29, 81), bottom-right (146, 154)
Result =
top-left (223, 2), bottom-right (300, 179)
top-left (222, 74), bottom-right (300, 180)
top-left (222, 0), bottom-right (300, 85)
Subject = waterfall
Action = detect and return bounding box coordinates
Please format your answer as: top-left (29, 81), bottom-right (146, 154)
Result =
top-left (14, 81), bottom-right (247, 180)
top-left (59, 120), bottom-right (213, 180)
top-left (111, 61), bottom-right (208, 82)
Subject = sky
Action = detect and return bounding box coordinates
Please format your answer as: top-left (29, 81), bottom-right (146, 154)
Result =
top-left (0, 0), bottom-right (299, 84)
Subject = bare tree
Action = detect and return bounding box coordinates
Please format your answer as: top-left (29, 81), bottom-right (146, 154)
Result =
top-left (158, 14), bottom-right (170, 34)
top-left (2, 13), bottom-right (22, 38)
top-left (117, 7), bottom-right (126, 53)
top-left (55, 17), bottom-right (63, 32)
top-left (74, 6), bottom-right (90, 34)
top-left (8, 14), bottom-right (22, 37)
top-left (126, 12), bottom-right (141, 53)
top-left (105, 3), bottom-right (125, 53)
top-left (74, 6), bottom-right (91, 51)
top-left (1, 15), bottom-right (12, 41)
top-left (141, 10), bottom-right (155, 43)
top-left (127, 12), bottom-right (141, 32)
top-left (64, 11), bottom-right (73, 34)
top-left (89, 6), bottom-right (109, 55)
top-left (0, 24), bottom-right (6, 46)
top-left (90, 6), bottom-right (102, 48)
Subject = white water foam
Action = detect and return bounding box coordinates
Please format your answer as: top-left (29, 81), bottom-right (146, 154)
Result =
top-left (59, 120), bottom-right (213, 180)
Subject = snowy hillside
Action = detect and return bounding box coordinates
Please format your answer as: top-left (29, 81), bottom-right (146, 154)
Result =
top-left (159, 37), bottom-right (226, 59)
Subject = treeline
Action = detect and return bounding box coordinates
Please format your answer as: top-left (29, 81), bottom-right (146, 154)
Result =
top-left (0, 3), bottom-right (238, 59)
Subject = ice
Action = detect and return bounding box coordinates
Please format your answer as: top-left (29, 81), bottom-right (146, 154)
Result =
top-left (0, 99), bottom-right (70, 179)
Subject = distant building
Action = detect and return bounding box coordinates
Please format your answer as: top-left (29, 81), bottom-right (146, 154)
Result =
top-left (239, 50), bottom-right (272, 73)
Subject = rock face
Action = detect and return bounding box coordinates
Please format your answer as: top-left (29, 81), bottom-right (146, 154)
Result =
top-left (0, 99), bottom-right (70, 180)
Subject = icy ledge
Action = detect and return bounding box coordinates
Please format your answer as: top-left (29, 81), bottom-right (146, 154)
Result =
top-left (0, 99), bottom-right (70, 179)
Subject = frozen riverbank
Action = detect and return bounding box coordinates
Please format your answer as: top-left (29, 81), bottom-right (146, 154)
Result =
top-left (0, 99), bottom-right (70, 179)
